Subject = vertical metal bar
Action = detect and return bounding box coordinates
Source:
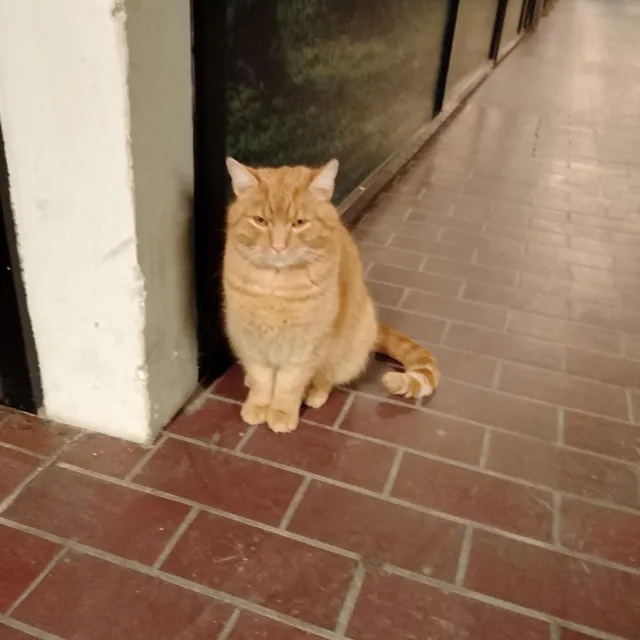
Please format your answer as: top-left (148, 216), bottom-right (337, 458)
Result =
top-left (433, 0), bottom-right (461, 116)
top-left (490, 0), bottom-right (509, 60)
top-left (517, 0), bottom-right (527, 32)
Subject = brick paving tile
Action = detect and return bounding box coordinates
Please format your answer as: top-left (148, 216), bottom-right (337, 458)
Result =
top-left (0, 447), bottom-right (41, 503)
top-left (0, 524), bottom-right (60, 613)
top-left (369, 262), bottom-right (463, 297)
top-left (486, 431), bottom-right (639, 508)
top-left (444, 322), bottom-right (565, 370)
top-left (461, 281), bottom-right (570, 319)
top-left (241, 421), bottom-right (396, 492)
top-left (401, 290), bottom-right (509, 330)
top-left (134, 437), bottom-right (302, 526)
top-left (563, 410), bottom-right (640, 463)
top-left (0, 411), bottom-right (78, 457)
top-left (347, 570), bottom-right (550, 640)
top-left (12, 552), bottom-right (233, 639)
top-left (339, 396), bottom-right (485, 464)
top-left (565, 347), bottom-right (640, 388)
top-left (392, 453), bottom-right (554, 540)
top-left (228, 613), bottom-right (323, 639)
top-left (366, 280), bottom-right (405, 307)
top-left (58, 432), bottom-right (149, 478)
top-left (161, 511), bottom-right (355, 629)
top-left (423, 379), bottom-right (559, 441)
top-left (631, 390), bottom-right (640, 425)
top-left (0, 626), bottom-right (35, 640)
top-left (288, 481), bottom-right (465, 580)
top-left (4, 465), bottom-right (190, 564)
top-left (465, 530), bottom-right (640, 639)
top-left (429, 344), bottom-right (499, 388)
top-left (560, 497), bottom-right (640, 570)
top-left (498, 361), bottom-right (630, 420)
top-left (508, 310), bottom-right (622, 355)
top-left (166, 396), bottom-right (251, 449)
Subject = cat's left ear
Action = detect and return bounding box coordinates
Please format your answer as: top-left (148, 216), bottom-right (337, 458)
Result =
top-left (309, 159), bottom-right (339, 201)
top-left (226, 157), bottom-right (258, 196)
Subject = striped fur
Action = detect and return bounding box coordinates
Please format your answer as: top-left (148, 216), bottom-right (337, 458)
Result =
top-left (376, 323), bottom-right (440, 399)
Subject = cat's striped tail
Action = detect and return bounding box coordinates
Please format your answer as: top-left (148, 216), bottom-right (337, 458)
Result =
top-left (375, 323), bottom-right (440, 399)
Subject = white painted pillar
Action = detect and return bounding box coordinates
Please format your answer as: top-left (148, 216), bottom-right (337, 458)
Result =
top-left (0, 0), bottom-right (198, 442)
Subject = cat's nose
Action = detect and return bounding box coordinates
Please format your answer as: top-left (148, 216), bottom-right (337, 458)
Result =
top-left (271, 242), bottom-right (286, 254)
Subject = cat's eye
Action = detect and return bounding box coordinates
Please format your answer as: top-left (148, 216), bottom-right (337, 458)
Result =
top-left (292, 218), bottom-right (307, 228)
top-left (253, 216), bottom-right (267, 226)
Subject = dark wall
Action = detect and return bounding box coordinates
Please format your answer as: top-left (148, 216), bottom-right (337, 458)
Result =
top-left (226, 0), bottom-right (448, 201)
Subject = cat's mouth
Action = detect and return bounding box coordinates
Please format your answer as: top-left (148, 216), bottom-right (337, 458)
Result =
top-left (242, 246), bottom-right (301, 269)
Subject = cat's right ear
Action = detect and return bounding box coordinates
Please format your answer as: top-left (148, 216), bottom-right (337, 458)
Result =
top-left (226, 157), bottom-right (258, 196)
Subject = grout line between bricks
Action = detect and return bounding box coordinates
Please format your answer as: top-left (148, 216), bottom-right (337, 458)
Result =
top-left (332, 393), bottom-right (355, 431)
top-left (152, 506), bottom-right (200, 570)
top-left (557, 408), bottom-right (565, 445)
top-left (44, 454), bottom-right (640, 578)
top-left (217, 608), bottom-right (241, 640)
top-left (396, 287), bottom-right (410, 308)
top-left (503, 309), bottom-right (512, 333)
top-left (0, 617), bottom-right (66, 640)
top-left (439, 320), bottom-right (452, 345)
top-left (382, 449), bottom-right (404, 496)
top-left (335, 563), bottom-right (365, 635)
top-left (234, 424), bottom-right (257, 453)
top-left (552, 493), bottom-right (562, 548)
top-left (0, 431), bottom-right (84, 515)
top-left (0, 441), bottom-right (48, 459)
top-left (124, 434), bottom-right (165, 482)
top-left (6, 546), bottom-right (68, 616)
top-left (279, 476), bottom-right (311, 530)
top-left (455, 527), bottom-right (474, 586)
top-left (478, 430), bottom-right (491, 468)
top-left (626, 388), bottom-right (635, 424)
top-left (491, 360), bottom-right (503, 390)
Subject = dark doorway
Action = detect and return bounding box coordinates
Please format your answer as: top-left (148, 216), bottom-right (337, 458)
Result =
top-left (0, 123), bottom-right (40, 412)
top-left (191, 0), bottom-right (233, 383)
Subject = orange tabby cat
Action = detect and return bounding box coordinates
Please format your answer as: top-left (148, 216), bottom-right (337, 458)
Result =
top-left (223, 158), bottom-right (440, 433)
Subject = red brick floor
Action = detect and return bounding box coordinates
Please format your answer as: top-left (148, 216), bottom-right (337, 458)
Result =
top-left (2, 1), bottom-right (640, 638)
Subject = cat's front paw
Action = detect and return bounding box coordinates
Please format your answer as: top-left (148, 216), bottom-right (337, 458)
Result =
top-left (241, 401), bottom-right (267, 425)
top-left (304, 385), bottom-right (331, 409)
top-left (266, 408), bottom-right (299, 434)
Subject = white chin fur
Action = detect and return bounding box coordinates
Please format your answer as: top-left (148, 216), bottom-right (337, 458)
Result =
top-left (246, 247), bottom-right (304, 269)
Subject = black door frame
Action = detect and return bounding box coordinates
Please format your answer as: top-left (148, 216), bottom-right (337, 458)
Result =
top-left (190, 0), bottom-right (233, 383)
top-left (433, 0), bottom-right (461, 116)
top-left (0, 121), bottom-right (41, 412)
top-left (490, 0), bottom-right (509, 60)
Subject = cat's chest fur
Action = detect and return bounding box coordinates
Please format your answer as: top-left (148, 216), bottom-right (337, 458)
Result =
top-left (223, 261), bottom-right (339, 365)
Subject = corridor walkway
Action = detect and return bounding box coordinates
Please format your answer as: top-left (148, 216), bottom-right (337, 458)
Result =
top-left (1, 1), bottom-right (640, 638)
